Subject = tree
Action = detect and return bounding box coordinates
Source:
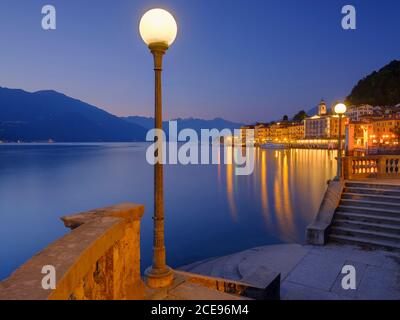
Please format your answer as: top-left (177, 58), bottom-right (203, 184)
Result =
top-left (346, 60), bottom-right (400, 106)
top-left (293, 110), bottom-right (308, 122)
top-left (283, 115), bottom-right (289, 122)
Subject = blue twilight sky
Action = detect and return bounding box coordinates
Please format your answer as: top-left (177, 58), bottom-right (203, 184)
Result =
top-left (0, 0), bottom-right (399, 123)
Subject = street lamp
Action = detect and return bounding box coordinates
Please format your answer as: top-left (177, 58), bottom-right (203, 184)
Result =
top-left (334, 103), bottom-right (347, 180)
top-left (139, 8), bottom-right (177, 288)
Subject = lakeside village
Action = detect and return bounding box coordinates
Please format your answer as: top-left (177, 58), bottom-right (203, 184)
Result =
top-left (239, 100), bottom-right (400, 155)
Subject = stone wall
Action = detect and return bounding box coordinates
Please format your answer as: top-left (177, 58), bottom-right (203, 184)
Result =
top-left (0, 203), bottom-right (145, 300)
top-left (306, 180), bottom-right (344, 245)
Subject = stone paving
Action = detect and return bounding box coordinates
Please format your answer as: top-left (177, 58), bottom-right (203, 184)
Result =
top-left (145, 272), bottom-right (248, 300)
top-left (180, 244), bottom-right (400, 300)
top-left (166, 281), bottom-right (247, 300)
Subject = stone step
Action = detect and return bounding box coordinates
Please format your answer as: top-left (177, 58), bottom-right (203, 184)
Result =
top-left (342, 192), bottom-right (400, 204)
top-left (331, 226), bottom-right (400, 242)
top-left (337, 205), bottom-right (400, 218)
top-left (333, 219), bottom-right (400, 235)
top-left (345, 182), bottom-right (400, 191)
top-left (335, 211), bottom-right (400, 226)
top-left (329, 234), bottom-right (400, 252)
top-left (340, 199), bottom-right (400, 212)
top-left (343, 187), bottom-right (400, 197)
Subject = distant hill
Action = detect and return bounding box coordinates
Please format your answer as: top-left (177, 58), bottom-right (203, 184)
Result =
top-left (122, 116), bottom-right (245, 138)
top-left (122, 116), bottom-right (155, 130)
top-left (347, 60), bottom-right (400, 106)
top-left (0, 87), bottom-right (147, 142)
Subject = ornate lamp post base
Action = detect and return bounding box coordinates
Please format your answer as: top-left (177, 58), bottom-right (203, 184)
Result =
top-left (145, 266), bottom-right (174, 289)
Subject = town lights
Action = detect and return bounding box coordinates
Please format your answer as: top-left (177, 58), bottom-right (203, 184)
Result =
top-left (139, 8), bottom-right (178, 289)
top-left (334, 103), bottom-right (347, 180)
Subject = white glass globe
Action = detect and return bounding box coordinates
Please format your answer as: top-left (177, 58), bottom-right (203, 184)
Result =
top-left (334, 103), bottom-right (347, 115)
top-left (139, 8), bottom-right (178, 47)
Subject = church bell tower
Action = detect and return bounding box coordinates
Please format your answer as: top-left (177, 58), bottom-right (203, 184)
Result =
top-left (318, 99), bottom-right (327, 116)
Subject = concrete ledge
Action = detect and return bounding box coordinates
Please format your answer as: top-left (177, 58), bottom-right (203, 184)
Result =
top-left (306, 180), bottom-right (344, 245)
top-left (61, 203), bottom-right (144, 229)
top-left (0, 203), bottom-right (145, 300)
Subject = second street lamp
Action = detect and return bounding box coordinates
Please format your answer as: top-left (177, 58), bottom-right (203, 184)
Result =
top-left (139, 8), bottom-right (178, 289)
top-left (334, 103), bottom-right (347, 181)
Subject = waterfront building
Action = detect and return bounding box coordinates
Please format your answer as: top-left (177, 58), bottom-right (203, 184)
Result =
top-left (287, 122), bottom-right (305, 141)
top-left (304, 115), bottom-right (329, 138)
top-left (260, 121), bottom-right (304, 143)
top-left (254, 123), bottom-right (270, 144)
top-left (347, 121), bottom-right (373, 151)
top-left (371, 113), bottom-right (400, 146)
top-left (346, 104), bottom-right (374, 121)
top-left (304, 113), bottom-right (346, 139)
top-left (269, 122), bottom-right (288, 142)
top-left (346, 112), bottom-right (400, 153)
top-left (304, 100), bottom-right (347, 139)
top-left (240, 125), bottom-right (256, 144)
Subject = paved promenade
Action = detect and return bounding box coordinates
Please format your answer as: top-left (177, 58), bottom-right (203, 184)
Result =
top-left (180, 244), bottom-right (400, 300)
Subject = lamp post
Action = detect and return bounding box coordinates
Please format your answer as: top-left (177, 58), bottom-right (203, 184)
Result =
top-left (139, 8), bottom-right (177, 288)
top-left (334, 103), bottom-right (347, 181)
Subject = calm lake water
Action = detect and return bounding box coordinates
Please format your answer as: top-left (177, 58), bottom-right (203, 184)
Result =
top-left (0, 143), bottom-right (337, 280)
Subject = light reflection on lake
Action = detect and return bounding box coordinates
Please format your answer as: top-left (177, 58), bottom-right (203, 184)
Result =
top-left (0, 143), bottom-right (336, 280)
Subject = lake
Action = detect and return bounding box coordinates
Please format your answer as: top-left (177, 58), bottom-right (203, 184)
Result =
top-left (0, 143), bottom-right (337, 280)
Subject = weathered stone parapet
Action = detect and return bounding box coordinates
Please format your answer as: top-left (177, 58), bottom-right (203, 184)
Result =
top-left (306, 180), bottom-right (344, 245)
top-left (0, 203), bottom-right (145, 300)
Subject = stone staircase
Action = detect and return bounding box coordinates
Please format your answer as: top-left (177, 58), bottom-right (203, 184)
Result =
top-left (329, 181), bottom-right (400, 251)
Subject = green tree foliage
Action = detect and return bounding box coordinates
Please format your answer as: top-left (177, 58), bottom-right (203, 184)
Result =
top-left (293, 110), bottom-right (308, 122)
top-left (346, 60), bottom-right (400, 106)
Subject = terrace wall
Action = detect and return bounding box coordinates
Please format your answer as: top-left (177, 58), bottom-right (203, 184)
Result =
top-left (0, 203), bottom-right (145, 300)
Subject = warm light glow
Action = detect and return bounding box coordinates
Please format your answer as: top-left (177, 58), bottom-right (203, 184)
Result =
top-left (139, 8), bottom-right (178, 46)
top-left (334, 103), bottom-right (347, 115)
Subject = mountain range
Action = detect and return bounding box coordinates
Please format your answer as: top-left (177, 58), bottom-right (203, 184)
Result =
top-left (0, 87), bottom-right (147, 142)
top-left (122, 116), bottom-right (244, 138)
top-left (0, 87), bottom-right (243, 142)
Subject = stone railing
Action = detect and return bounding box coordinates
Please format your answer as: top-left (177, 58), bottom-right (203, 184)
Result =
top-left (343, 155), bottom-right (400, 180)
top-left (0, 203), bottom-right (145, 300)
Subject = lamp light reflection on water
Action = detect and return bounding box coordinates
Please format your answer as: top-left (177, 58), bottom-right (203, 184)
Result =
top-left (222, 148), bottom-right (337, 242)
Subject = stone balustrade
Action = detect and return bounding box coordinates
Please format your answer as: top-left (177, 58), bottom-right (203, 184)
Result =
top-left (0, 203), bottom-right (145, 300)
top-left (343, 155), bottom-right (400, 180)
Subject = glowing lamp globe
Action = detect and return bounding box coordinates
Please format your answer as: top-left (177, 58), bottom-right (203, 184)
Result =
top-left (139, 8), bottom-right (178, 47)
top-left (334, 103), bottom-right (347, 115)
